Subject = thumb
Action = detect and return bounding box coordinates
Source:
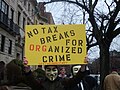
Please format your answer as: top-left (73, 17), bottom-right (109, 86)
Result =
top-left (23, 57), bottom-right (31, 73)
top-left (23, 57), bottom-right (28, 65)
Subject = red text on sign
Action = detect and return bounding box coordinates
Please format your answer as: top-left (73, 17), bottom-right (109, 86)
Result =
top-left (29, 44), bottom-right (46, 52)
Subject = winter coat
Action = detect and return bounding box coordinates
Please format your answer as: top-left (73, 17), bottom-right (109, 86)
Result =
top-left (65, 75), bottom-right (98, 90)
top-left (65, 79), bottom-right (89, 90)
top-left (103, 71), bottom-right (120, 90)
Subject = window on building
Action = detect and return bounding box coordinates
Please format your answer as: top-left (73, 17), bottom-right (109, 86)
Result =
top-left (11, 8), bottom-right (14, 21)
top-left (23, 17), bottom-right (25, 29)
top-left (18, 11), bottom-right (21, 25)
top-left (1, 1), bottom-right (5, 12)
top-left (28, 3), bottom-right (30, 12)
top-left (10, 8), bottom-right (14, 29)
top-left (35, 20), bottom-right (37, 25)
top-left (0, 35), bottom-right (5, 52)
top-left (27, 22), bottom-right (30, 25)
top-left (16, 53), bottom-right (20, 60)
top-left (1, 0), bottom-right (8, 15)
top-left (17, 36), bottom-right (21, 44)
top-left (32, 9), bottom-right (34, 15)
top-left (23, 0), bottom-right (26, 6)
top-left (0, 0), bottom-right (1, 10)
top-left (0, 0), bottom-right (8, 23)
top-left (8, 39), bottom-right (12, 54)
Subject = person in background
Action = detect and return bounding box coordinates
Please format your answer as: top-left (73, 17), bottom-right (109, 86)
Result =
top-left (67, 65), bottom-right (98, 90)
top-left (23, 57), bottom-right (89, 90)
top-left (58, 67), bottom-right (67, 79)
top-left (103, 68), bottom-right (120, 90)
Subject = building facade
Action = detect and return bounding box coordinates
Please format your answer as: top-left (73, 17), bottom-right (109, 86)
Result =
top-left (0, 0), bottom-right (54, 65)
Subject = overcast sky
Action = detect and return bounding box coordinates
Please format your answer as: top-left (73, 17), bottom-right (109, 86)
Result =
top-left (37, 0), bottom-right (120, 59)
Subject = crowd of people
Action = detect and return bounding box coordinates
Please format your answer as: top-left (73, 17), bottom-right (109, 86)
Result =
top-left (0, 58), bottom-right (120, 90)
top-left (0, 60), bottom-right (103, 90)
top-left (22, 57), bottom-right (98, 90)
top-left (23, 65), bottom-right (97, 90)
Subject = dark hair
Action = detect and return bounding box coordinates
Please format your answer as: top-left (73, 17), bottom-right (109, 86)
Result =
top-left (112, 67), bottom-right (118, 72)
top-left (59, 67), bottom-right (66, 71)
top-left (44, 65), bottom-right (58, 70)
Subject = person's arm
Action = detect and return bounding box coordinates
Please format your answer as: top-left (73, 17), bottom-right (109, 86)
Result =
top-left (62, 56), bottom-right (89, 88)
top-left (62, 65), bottom-right (89, 88)
top-left (23, 57), bottom-right (43, 90)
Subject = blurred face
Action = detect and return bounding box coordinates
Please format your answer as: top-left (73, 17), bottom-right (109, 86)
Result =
top-left (72, 65), bottom-right (81, 76)
top-left (45, 66), bottom-right (58, 81)
top-left (60, 68), bottom-right (66, 75)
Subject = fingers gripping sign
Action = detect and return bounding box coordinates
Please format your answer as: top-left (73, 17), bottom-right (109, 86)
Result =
top-left (23, 57), bottom-right (28, 65)
top-left (80, 56), bottom-right (89, 72)
top-left (23, 57), bottom-right (31, 73)
top-left (84, 56), bottom-right (89, 63)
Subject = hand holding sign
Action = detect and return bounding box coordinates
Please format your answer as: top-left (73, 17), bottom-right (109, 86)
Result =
top-left (84, 56), bottom-right (89, 63)
top-left (23, 57), bottom-right (31, 73)
top-left (80, 56), bottom-right (89, 72)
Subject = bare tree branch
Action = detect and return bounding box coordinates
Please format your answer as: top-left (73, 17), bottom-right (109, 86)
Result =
top-left (107, 2), bottom-right (120, 34)
top-left (112, 27), bottom-right (120, 38)
top-left (92, 0), bottom-right (98, 12)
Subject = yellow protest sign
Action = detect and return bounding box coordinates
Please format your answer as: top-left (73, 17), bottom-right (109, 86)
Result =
top-left (25, 24), bottom-right (86, 65)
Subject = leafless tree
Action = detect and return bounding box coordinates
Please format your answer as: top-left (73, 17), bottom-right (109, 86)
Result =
top-left (40, 0), bottom-right (120, 89)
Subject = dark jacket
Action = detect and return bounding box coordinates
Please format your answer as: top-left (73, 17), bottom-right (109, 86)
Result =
top-left (84, 75), bottom-right (98, 90)
top-left (65, 75), bottom-right (98, 90)
top-left (24, 70), bottom-right (88, 90)
top-left (65, 79), bottom-right (89, 90)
